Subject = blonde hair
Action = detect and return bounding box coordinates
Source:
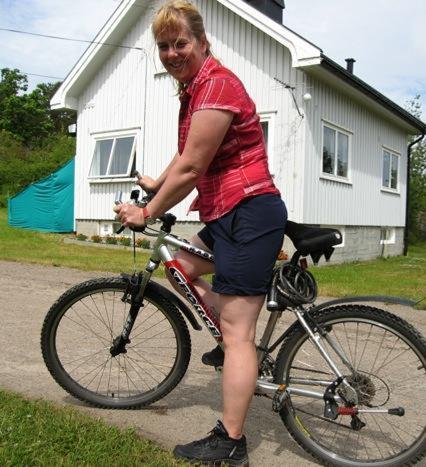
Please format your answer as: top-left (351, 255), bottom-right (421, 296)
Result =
top-left (152, 1), bottom-right (211, 94)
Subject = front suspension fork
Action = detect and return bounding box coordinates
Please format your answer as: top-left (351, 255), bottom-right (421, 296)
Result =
top-left (110, 260), bottom-right (158, 357)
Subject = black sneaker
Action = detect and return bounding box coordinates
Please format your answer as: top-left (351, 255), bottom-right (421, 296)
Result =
top-left (202, 345), bottom-right (225, 367)
top-left (173, 420), bottom-right (249, 466)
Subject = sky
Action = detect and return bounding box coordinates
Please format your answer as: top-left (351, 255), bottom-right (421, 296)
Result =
top-left (0, 0), bottom-right (425, 119)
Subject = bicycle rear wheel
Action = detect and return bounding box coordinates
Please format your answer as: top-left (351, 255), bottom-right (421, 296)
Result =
top-left (274, 305), bottom-right (426, 466)
top-left (41, 277), bottom-right (191, 409)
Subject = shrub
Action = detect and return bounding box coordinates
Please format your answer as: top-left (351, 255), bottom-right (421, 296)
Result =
top-left (136, 237), bottom-right (150, 249)
top-left (119, 236), bottom-right (131, 246)
top-left (91, 235), bottom-right (102, 243)
top-left (105, 236), bottom-right (118, 245)
top-left (76, 233), bottom-right (87, 241)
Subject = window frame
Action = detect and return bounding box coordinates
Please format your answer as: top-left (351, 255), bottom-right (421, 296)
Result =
top-left (320, 121), bottom-right (352, 183)
top-left (380, 227), bottom-right (396, 245)
top-left (381, 147), bottom-right (400, 193)
top-left (258, 111), bottom-right (276, 177)
top-left (88, 129), bottom-right (138, 180)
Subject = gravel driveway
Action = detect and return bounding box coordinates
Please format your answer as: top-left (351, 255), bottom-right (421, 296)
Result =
top-left (1, 260), bottom-right (425, 466)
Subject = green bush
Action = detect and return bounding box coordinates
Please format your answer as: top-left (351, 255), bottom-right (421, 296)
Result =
top-left (76, 233), bottom-right (87, 241)
top-left (136, 237), bottom-right (150, 249)
top-left (119, 236), bottom-right (131, 246)
top-left (105, 236), bottom-right (118, 245)
top-left (91, 235), bottom-right (102, 243)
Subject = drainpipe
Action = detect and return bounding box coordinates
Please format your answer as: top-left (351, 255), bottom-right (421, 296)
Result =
top-left (404, 132), bottom-right (425, 255)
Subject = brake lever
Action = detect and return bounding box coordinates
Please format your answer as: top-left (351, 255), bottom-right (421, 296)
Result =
top-left (114, 190), bottom-right (149, 234)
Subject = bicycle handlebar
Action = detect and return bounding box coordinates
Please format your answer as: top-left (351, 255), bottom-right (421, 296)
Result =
top-left (114, 184), bottom-right (173, 234)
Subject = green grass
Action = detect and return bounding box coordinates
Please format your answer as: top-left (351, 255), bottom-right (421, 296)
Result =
top-left (0, 390), bottom-right (186, 466)
top-left (0, 209), bottom-right (157, 274)
top-left (1, 208), bottom-right (425, 305)
top-left (312, 243), bottom-right (426, 307)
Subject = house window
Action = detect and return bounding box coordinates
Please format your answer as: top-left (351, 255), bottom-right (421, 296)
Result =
top-left (322, 123), bottom-right (350, 179)
top-left (380, 227), bottom-right (395, 245)
top-left (382, 149), bottom-right (399, 190)
top-left (89, 135), bottom-right (136, 178)
top-left (259, 112), bottom-right (276, 176)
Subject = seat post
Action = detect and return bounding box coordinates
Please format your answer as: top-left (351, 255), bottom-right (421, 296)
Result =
top-left (290, 251), bottom-right (301, 266)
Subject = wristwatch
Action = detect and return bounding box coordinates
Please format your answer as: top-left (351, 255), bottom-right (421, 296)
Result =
top-left (142, 206), bottom-right (156, 225)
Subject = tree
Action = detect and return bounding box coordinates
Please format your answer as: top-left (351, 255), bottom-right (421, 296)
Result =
top-left (0, 68), bottom-right (28, 101)
top-left (0, 68), bottom-right (76, 148)
top-left (406, 96), bottom-right (426, 240)
top-left (0, 69), bottom-right (77, 206)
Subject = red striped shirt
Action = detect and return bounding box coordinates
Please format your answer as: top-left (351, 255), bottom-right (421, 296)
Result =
top-left (178, 56), bottom-right (279, 222)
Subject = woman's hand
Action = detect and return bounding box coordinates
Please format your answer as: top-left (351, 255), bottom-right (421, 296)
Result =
top-left (135, 174), bottom-right (158, 193)
top-left (113, 203), bottom-right (145, 228)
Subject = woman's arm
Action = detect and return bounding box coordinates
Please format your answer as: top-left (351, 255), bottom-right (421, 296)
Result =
top-left (146, 109), bottom-right (233, 218)
top-left (114, 109), bottom-right (233, 227)
top-left (137, 151), bottom-right (179, 192)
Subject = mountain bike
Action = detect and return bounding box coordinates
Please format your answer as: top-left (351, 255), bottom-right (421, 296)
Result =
top-left (41, 190), bottom-right (426, 466)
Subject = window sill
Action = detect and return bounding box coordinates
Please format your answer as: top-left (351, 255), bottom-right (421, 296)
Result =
top-left (89, 177), bottom-right (134, 184)
top-left (320, 174), bottom-right (352, 186)
top-left (381, 187), bottom-right (400, 196)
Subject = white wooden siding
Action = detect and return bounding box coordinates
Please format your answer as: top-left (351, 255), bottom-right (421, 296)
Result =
top-left (74, 0), bottom-right (303, 223)
top-left (75, 11), bottom-right (150, 220)
top-left (73, 0), bottom-right (408, 230)
top-left (302, 75), bottom-right (407, 226)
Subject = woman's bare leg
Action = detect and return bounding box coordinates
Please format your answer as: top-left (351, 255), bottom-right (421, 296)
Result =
top-left (167, 236), bottom-right (264, 439)
top-left (165, 235), bottom-right (218, 315)
top-left (218, 294), bottom-right (264, 439)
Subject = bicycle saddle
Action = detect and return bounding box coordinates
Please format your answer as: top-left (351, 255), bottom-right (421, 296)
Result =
top-left (285, 221), bottom-right (342, 263)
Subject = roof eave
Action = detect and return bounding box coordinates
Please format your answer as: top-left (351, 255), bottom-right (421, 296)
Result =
top-left (50, 0), bottom-right (146, 111)
top-left (316, 54), bottom-right (426, 134)
top-left (50, 0), bottom-right (324, 111)
top-left (218, 0), bottom-right (322, 68)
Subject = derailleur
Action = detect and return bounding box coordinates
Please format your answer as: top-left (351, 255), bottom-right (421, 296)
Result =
top-left (323, 377), bottom-right (366, 431)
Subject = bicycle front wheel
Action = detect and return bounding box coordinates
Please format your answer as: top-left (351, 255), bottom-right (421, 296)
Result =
top-left (274, 305), bottom-right (426, 466)
top-left (41, 277), bottom-right (191, 409)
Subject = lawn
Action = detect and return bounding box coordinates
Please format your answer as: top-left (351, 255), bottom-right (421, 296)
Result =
top-left (1, 208), bottom-right (424, 306)
top-left (312, 243), bottom-right (426, 307)
top-left (0, 208), bottom-right (154, 274)
top-left (0, 390), bottom-right (187, 466)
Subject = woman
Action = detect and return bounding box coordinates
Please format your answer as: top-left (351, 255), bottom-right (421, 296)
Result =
top-left (114, 1), bottom-right (287, 465)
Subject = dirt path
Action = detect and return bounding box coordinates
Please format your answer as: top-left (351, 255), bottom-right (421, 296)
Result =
top-left (1, 260), bottom-right (425, 466)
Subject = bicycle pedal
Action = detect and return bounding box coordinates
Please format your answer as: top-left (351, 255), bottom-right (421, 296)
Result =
top-left (272, 384), bottom-right (288, 412)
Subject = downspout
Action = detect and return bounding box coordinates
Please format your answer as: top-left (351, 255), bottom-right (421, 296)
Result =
top-left (404, 132), bottom-right (425, 255)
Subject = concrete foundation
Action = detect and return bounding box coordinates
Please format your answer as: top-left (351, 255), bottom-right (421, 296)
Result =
top-left (75, 219), bottom-right (404, 264)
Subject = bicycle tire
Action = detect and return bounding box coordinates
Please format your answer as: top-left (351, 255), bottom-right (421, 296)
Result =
top-left (274, 305), bottom-right (426, 466)
top-left (41, 277), bottom-right (191, 409)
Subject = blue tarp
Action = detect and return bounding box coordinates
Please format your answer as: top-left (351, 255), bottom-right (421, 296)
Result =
top-left (8, 158), bottom-right (75, 232)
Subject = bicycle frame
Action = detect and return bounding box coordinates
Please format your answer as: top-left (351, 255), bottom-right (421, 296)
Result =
top-left (131, 225), bottom-right (351, 404)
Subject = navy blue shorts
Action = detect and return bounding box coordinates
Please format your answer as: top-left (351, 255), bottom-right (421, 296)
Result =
top-left (198, 194), bottom-right (287, 296)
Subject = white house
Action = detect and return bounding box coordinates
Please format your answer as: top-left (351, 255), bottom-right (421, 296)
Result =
top-left (51, 0), bottom-right (425, 262)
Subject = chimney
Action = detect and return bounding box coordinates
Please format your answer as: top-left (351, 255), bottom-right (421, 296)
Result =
top-left (345, 58), bottom-right (356, 74)
top-left (244, 0), bottom-right (285, 24)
